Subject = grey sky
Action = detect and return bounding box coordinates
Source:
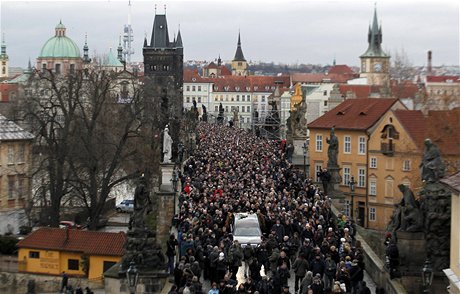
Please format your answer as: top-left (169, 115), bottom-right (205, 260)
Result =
top-left (1, 0), bottom-right (459, 68)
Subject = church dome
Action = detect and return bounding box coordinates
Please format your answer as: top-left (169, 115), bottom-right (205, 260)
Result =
top-left (39, 21), bottom-right (81, 58)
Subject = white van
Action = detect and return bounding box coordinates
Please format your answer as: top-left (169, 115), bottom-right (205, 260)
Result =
top-left (232, 213), bottom-right (262, 247)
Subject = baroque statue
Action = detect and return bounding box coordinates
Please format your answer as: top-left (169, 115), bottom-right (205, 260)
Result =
top-left (387, 184), bottom-right (423, 233)
top-left (163, 125), bottom-right (173, 164)
top-left (326, 126), bottom-right (338, 167)
top-left (420, 138), bottom-right (445, 183)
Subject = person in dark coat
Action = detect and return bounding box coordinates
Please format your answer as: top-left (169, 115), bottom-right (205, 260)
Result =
top-left (349, 260), bottom-right (363, 294)
top-left (310, 254), bottom-right (326, 278)
top-left (166, 234), bottom-right (179, 274)
top-left (292, 254), bottom-right (309, 294)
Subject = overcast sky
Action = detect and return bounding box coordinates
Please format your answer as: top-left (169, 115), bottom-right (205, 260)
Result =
top-left (1, 0), bottom-right (459, 68)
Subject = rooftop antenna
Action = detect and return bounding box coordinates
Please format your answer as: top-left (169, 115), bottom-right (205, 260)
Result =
top-left (123, 0), bottom-right (134, 64)
top-left (164, 4), bottom-right (166, 14)
top-left (155, 4), bottom-right (157, 14)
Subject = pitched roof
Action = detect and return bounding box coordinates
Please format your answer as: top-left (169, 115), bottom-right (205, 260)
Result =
top-left (394, 108), bottom-right (460, 156)
top-left (0, 114), bottom-right (34, 141)
top-left (17, 227), bottom-right (126, 256)
top-left (441, 172), bottom-right (460, 193)
top-left (426, 76), bottom-right (460, 83)
top-left (308, 98), bottom-right (400, 131)
top-left (328, 65), bottom-right (355, 75)
top-left (292, 73), bottom-right (356, 84)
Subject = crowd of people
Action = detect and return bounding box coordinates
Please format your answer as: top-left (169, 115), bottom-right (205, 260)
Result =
top-left (167, 123), bottom-right (371, 294)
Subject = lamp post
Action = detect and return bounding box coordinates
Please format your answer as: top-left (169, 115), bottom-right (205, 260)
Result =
top-left (348, 176), bottom-right (356, 219)
top-left (171, 168), bottom-right (179, 216)
top-left (421, 258), bottom-right (434, 293)
top-left (302, 142), bottom-right (308, 177)
top-left (126, 261), bottom-right (139, 294)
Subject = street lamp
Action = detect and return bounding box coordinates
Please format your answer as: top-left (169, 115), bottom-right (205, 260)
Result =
top-left (126, 261), bottom-right (139, 294)
top-left (171, 168), bottom-right (179, 217)
top-left (302, 142), bottom-right (308, 177)
top-left (348, 176), bottom-right (356, 219)
top-left (421, 258), bottom-right (434, 293)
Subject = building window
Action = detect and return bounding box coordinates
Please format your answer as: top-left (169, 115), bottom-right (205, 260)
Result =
top-left (198, 86), bottom-right (201, 91)
top-left (8, 176), bottom-right (15, 199)
top-left (315, 134), bottom-right (323, 152)
top-left (69, 64), bottom-right (75, 74)
top-left (8, 145), bottom-right (14, 164)
top-left (68, 259), bottom-right (79, 271)
top-left (18, 176), bottom-right (25, 198)
top-left (315, 164), bottom-right (323, 182)
top-left (192, 86), bottom-right (196, 91)
top-left (323, 90), bottom-right (327, 96)
top-left (215, 106), bottom-right (218, 112)
top-left (370, 157), bottom-right (377, 169)
top-left (55, 64), bottom-right (61, 74)
top-left (236, 95), bottom-right (240, 101)
top-left (225, 106), bottom-right (228, 112)
top-left (369, 207), bottom-right (376, 221)
top-left (198, 97), bottom-right (202, 103)
top-left (324, 101), bottom-right (328, 106)
top-left (261, 96), bottom-right (266, 102)
top-left (369, 179), bottom-right (377, 195)
top-left (344, 136), bottom-right (351, 153)
top-left (186, 97), bottom-right (190, 103)
top-left (358, 137), bottom-right (366, 155)
top-left (186, 86), bottom-right (190, 91)
top-left (342, 166), bottom-right (351, 186)
top-left (247, 106), bottom-right (251, 112)
top-left (29, 251), bottom-right (40, 259)
top-left (358, 167), bottom-right (366, 187)
top-left (42, 64), bottom-right (47, 72)
top-left (403, 160), bottom-right (411, 171)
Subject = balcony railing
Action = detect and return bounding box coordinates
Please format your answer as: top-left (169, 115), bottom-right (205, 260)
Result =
top-left (381, 141), bottom-right (395, 156)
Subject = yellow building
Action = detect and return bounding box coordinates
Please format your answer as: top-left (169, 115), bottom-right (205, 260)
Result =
top-left (442, 172), bottom-right (460, 293)
top-left (308, 98), bottom-right (406, 229)
top-left (309, 99), bottom-right (460, 230)
top-left (17, 227), bottom-right (126, 280)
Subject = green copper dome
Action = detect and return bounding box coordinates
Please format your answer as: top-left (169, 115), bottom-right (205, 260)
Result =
top-left (39, 21), bottom-right (81, 58)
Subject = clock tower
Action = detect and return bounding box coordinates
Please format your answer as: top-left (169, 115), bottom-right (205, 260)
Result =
top-left (359, 6), bottom-right (390, 88)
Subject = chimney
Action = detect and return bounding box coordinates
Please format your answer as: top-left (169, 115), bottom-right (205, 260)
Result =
top-left (427, 50), bottom-right (432, 75)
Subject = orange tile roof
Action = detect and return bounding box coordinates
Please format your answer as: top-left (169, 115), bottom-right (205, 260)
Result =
top-left (394, 108), bottom-right (460, 156)
top-left (17, 228), bottom-right (126, 256)
top-left (308, 98), bottom-right (400, 131)
top-left (292, 72), bottom-right (357, 84)
top-left (390, 81), bottom-right (419, 99)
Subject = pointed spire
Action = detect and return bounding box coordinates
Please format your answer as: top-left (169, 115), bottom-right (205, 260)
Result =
top-left (233, 31), bottom-right (246, 61)
top-left (144, 37), bottom-right (148, 47)
top-left (361, 4), bottom-right (387, 58)
top-left (333, 56), bottom-right (336, 66)
top-left (176, 27), bottom-right (183, 48)
top-left (217, 54), bottom-right (222, 66)
top-left (1, 33), bottom-right (6, 56)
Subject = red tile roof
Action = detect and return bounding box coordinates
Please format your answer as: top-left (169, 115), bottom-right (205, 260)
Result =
top-left (308, 98), bottom-right (401, 131)
top-left (328, 65), bottom-right (356, 75)
top-left (339, 85), bottom-right (374, 99)
top-left (390, 80), bottom-right (419, 99)
top-left (0, 83), bottom-right (19, 102)
top-left (426, 76), bottom-right (460, 83)
top-left (394, 108), bottom-right (460, 156)
top-left (17, 228), bottom-right (126, 256)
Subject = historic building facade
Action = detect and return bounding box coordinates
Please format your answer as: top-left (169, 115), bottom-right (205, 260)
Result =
top-left (0, 35), bottom-right (9, 78)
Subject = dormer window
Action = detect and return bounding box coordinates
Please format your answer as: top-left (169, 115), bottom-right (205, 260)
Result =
top-left (235, 86), bottom-right (240, 91)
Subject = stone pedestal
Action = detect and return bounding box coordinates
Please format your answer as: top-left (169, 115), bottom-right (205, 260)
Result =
top-left (156, 190), bottom-right (176, 251)
top-left (105, 264), bottom-right (168, 294)
top-left (326, 165), bottom-right (343, 199)
top-left (396, 231), bottom-right (426, 273)
top-left (160, 163), bottom-right (175, 192)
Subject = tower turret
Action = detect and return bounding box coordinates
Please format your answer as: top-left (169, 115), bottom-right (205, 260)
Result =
top-left (231, 32), bottom-right (248, 76)
top-left (1, 33), bottom-right (9, 78)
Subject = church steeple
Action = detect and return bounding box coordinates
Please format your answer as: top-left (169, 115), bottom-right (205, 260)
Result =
top-left (361, 5), bottom-right (387, 58)
top-left (233, 31), bottom-right (246, 61)
top-left (176, 27), bottom-right (183, 48)
top-left (359, 5), bottom-right (390, 89)
top-left (231, 31), bottom-right (248, 76)
top-left (0, 33), bottom-right (9, 78)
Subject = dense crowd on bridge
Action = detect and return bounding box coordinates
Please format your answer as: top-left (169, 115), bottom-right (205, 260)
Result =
top-left (166, 123), bottom-right (371, 294)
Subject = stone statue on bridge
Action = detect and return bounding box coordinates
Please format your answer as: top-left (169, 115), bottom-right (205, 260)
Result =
top-left (420, 138), bottom-right (445, 183)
